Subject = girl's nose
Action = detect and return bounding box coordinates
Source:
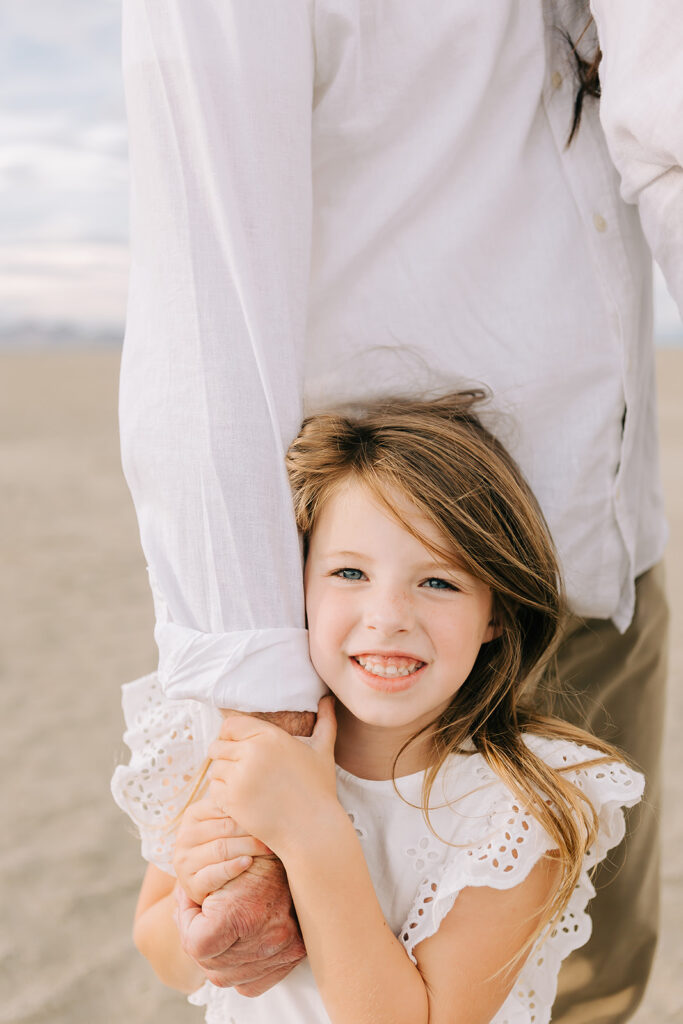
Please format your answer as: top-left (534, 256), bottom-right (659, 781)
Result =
top-left (364, 587), bottom-right (415, 636)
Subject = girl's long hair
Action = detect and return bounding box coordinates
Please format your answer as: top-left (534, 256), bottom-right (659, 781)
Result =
top-left (286, 390), bottom-right (625, 960)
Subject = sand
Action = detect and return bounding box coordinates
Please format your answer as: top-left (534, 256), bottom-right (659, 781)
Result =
top-left (0, 348), bottom-right (680, 1024)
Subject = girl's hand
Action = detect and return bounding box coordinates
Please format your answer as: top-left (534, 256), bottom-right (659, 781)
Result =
top-left (207, 696), bottom-right (340, 857)
top-left (173, 796), bottom-right (273, 905)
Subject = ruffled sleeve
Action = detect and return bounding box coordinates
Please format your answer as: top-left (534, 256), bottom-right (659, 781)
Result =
top-left (110, 673), bottom-right (221, 873)
top-left (398, 738), bottom-right (644, 1024)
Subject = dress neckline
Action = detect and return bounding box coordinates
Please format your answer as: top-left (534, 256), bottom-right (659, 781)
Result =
top-left (335, 762), bottom-right (426, 789)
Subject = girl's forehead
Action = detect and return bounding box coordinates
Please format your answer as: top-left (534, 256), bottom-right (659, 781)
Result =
top-left (317, 478), bottom-right (422, 528)
top-left (312, 478), bottom-right (458, 560)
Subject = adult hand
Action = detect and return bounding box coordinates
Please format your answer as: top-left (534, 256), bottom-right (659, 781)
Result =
top-left (175, 854), bottom-right (306, 996)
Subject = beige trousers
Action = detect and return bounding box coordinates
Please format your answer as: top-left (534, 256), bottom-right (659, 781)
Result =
top-left (536, 564), bottom-right (669, 1024)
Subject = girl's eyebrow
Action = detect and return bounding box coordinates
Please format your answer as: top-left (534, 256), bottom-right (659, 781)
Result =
top-left (325, 550), bottom-right (371, 560)
top-left (416, 560), bottom-right (479, 580)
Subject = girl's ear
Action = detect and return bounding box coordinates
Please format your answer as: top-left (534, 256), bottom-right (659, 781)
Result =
top-left (483, 618), bottom-right (503, 643)
top-left (483, 598), bottom-right (504, 643)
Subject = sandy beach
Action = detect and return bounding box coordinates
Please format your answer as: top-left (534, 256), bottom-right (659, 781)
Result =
top-left (1, 348), bottom-right (680, 1024)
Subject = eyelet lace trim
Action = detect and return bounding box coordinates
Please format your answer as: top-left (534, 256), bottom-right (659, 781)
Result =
top-left (111, 673), bottom-right (217, 872)
top-left (398, 744), bottom-right (643, 1023)
top-left (113, 678), bottom-right (643, 1024)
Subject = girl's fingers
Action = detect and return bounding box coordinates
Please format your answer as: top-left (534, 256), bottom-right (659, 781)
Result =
top-left (205, 834), bottom-right (272, 860)
top-left (180, 811), bottom-right (246, 847)
top-left (181, 835), bottom-right (272, 876)
top-left (310, 695), bottom-right (337, 752)
top-left (186, 797), bottom-right (237, 825)
top-left (208, 778), bottom-right (231, 814)
top-left (184, 797), bottom-right (260, 840)
top-left (208, 737), bottom-right (241, 762)
top-left (192, 857), bottom-right (253, 902)
top-left (218, 713), bottom-right (269, 742)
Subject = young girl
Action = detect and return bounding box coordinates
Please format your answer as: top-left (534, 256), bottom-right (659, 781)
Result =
top-left (113, 391), bottom-right (643, 1024)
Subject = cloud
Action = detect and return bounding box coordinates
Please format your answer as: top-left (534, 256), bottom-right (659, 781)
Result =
top-left (0, 1), bottom-right (680, 345)
top-left (0, 1), bottom-right (128, 337)
top-left (0, 242), bottom-right (128, 337)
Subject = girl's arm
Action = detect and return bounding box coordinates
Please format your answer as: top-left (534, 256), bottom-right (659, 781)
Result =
top-left (209, 702), bottom-right (562, 1024)
top-left (282, 816), bottom-right (560, 1024)
top-left (133, 864), bottom-right (203, 994)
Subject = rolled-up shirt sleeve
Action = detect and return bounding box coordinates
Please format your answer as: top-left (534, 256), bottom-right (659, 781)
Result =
top-left (119, 0), bottom-right (325, 710)
top-left (591, 0), bottom-right (683, 315)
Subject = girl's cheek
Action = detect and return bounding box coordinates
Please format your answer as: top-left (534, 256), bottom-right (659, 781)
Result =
top-left (309, 595), bottom-right (348, 653)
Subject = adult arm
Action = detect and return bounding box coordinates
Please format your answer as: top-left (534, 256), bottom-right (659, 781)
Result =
top-left (119, 1), bottom-right (323, 991)
top-left (591, 0), bottom-right (683, 315)
top-left (120, 0), bottom-right (325, 712)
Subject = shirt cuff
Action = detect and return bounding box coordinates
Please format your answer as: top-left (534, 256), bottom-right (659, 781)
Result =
top-left (155, 622), bottom-right (326, 711)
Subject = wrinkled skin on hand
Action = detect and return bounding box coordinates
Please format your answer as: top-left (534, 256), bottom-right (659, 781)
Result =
top-left (176, 828), bottom-right (306, 997)
top-left (175, 708), bottom-right (315, 994)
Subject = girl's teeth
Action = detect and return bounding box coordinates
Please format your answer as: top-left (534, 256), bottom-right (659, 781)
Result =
top-left (355, 657), bottom-right (422, 678)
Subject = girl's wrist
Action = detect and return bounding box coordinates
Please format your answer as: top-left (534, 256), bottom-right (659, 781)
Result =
top-left (277, 802), bottom-right (358, 874)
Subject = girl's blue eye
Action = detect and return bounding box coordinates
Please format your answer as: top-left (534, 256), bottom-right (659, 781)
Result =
top-left (334, 568), bottom-right (365, 581)
top-left (422, 577), bottom-right (457, 590)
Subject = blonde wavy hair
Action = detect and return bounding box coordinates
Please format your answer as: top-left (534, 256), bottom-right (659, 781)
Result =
top-left (285, 389), bottom-right (626, 957)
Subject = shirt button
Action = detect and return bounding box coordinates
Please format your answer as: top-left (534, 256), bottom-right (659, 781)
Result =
top-left (551, 71), bottom-right (563, 89)
top-left (593, 213), bottom-right (608, 233)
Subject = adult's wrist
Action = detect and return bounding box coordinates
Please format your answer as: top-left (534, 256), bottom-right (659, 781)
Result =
top-left (220, 708), bottom-right (316, 737)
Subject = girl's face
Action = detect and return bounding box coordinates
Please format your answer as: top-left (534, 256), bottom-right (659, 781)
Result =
top-left (304, 480), bottom-right (497, 773)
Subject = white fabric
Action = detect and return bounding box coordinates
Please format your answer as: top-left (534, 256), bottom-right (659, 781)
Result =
top-left (111, 673), bottom-right (644, 1024)
top-left (119, 0), bottom-right (679, 710)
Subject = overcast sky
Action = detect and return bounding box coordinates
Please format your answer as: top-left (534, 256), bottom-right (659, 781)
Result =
top-left (0, 0), bottom-right (127, 341)
top-left (0, 2), bottom-right (680, 344)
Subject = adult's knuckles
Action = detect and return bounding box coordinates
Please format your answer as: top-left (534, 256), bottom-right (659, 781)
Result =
top-left (255, 923), bottom-right (304, 960)
top-left (187, 930), bottom-right (238, 962)
top-left (205, 952), bottom-right (302, 994)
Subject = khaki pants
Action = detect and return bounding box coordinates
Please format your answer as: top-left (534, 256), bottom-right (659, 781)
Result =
top-left (535, 564), bottom-right (669, 1024)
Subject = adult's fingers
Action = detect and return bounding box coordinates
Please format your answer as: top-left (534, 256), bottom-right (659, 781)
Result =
top-left (174, 883), bottom-right (202, 937)
top-left (201, 936), bottom-right (306, 987)
top-left (178, 891), bottom-right (239, 962)
top-left (214, 959), bottom-right (302, 996)
top-left (234, 960), bottom-right (304, 997)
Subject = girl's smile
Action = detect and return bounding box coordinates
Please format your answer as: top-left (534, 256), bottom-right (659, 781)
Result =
top-left (350, 652), bottom-right (427, 692)
top-left (304, 479), bottom-right (498, 777)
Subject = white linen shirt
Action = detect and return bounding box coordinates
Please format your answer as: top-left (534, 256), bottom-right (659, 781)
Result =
top-left (119, 0), bottom-right (681, 711)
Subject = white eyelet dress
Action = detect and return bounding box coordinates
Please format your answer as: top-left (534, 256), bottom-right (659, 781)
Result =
top-left (112, 674), bottom-right (644, 1024)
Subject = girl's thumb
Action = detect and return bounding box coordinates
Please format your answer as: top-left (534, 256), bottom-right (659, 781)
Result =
top-left (311, 694), bottom-right (337, 750)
